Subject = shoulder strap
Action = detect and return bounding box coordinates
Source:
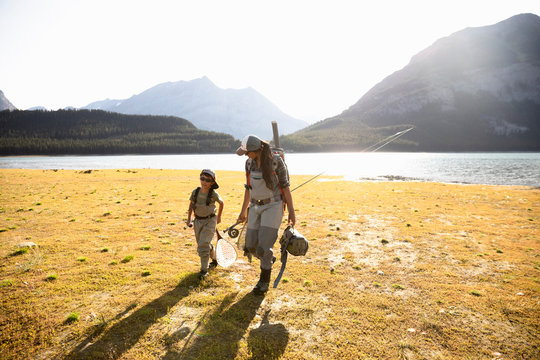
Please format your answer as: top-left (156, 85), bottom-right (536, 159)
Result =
top-left (206, 188), bottom-right (213, 206)
top-left (194, 187), bottom-right (213, 206)
top-left (246, 158), bottom-right (253, 189)
top-left (193, 187), bottom-right (201, 209)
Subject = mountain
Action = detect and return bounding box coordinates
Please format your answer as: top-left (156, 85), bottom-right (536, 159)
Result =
top-left (0, 90), bottom-right (16, 111)
top-left (27, 106), bottom-right (48, 111)
top-left (84, 77), bottom-right (308, 140)
top-left (282, 13), bottom-right (540, 152)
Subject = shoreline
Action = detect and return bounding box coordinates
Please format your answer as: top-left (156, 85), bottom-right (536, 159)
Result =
top-left (1, 168), bottom-right (538, 189)
top-left (1, 152), bottom-right (539, 188)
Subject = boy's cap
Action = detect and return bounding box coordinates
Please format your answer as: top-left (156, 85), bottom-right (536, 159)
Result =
top-left (236, 135), bottom-right (262, 156)
top-left (200, 169), bottom-right (219, 189)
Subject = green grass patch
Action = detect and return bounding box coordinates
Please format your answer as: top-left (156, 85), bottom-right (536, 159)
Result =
top-left (11, 248), bottom-right (28, 256)
top-left (45, 274), bottom-right (58, 281)
top-left (121, 255), bottom-right (134, 263)
top-left (65, 312), bottom-right (79, 324)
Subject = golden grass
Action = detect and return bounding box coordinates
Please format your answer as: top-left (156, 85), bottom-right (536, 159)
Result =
top-left (0, 169), bottom-right (538, 359)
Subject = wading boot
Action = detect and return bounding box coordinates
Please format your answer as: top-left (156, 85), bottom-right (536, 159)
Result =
top-left (198, 270), bottom-right (209, 280)
top-left (253, 268), bottom-right (271, 295)
top-left (209, 259), bottom-right (218, 269)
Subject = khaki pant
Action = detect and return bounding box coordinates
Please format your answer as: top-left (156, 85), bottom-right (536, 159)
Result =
top-left (194, 216), bottom-right (217, 271)
top-left (246, 201), bottom-right (284, 270)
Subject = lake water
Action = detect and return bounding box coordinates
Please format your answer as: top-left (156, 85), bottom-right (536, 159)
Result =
top-left (1, 152), bottom-right (539, 187)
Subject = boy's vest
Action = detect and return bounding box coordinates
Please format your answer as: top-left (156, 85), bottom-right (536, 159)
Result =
top-left (192, 187), bottom-right (216, 218)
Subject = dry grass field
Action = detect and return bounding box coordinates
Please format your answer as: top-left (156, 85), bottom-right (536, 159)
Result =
top-left (0, 169), bottom-right (538, 360)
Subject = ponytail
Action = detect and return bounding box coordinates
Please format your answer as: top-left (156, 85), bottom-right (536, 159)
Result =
top-left (260, 141), bottom-right (274, 190)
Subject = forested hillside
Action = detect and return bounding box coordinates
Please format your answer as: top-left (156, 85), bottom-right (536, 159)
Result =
top-left (0, 109), bottom-right (239, 155)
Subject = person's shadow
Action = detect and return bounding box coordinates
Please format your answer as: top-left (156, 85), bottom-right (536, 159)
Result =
top-left (65, 273), bottom-right (200, 359)
top-left (247, 310), bottom-right (289, 360)
top-left (164, 291), bottom-right (288, 360)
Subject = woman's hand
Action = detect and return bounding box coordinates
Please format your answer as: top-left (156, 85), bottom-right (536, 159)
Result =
top-left (288, 212), bottom-right (296, 227)
top-left (237, 211), bottom-right (247, 223)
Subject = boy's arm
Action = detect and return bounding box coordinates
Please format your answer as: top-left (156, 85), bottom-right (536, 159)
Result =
top-left (186, 201), bottom-right (194, 226)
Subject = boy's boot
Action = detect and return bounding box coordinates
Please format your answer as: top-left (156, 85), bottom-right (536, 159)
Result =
top-left (209, 244), bottom-right (218, 269)
top-left (199, 257), bottom-right (209, 279)
top-left (253, 268), bottom-right (271, 295)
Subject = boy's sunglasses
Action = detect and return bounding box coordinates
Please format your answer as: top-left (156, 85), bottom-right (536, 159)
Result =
top-left (200, 176), bottom-right (213, 183)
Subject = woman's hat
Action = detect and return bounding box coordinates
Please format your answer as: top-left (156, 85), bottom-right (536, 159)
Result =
top-left (200, 169), bottom-right (219, 189)
top-left (236, 135), bottom-right (262, 155)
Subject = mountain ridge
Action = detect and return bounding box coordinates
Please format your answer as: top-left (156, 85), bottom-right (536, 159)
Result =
top-left (0, 90), bottom-right (16, 111)
top-left (84, 76), bottom-right (308, 140)
top-left (282, 13), bottom-right (540, 152)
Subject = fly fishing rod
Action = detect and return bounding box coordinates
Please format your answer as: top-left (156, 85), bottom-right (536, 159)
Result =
top-left (284, 126), bottom-right (415, 192)
top-left (361, 127), bottom-right (414, 152)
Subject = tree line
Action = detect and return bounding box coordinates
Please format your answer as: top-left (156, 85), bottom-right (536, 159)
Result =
top-left (0, 109), bottom-right (239, 155)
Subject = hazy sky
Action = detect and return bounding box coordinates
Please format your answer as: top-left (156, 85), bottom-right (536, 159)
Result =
top-left (1, 0), bottom-right (539, 122)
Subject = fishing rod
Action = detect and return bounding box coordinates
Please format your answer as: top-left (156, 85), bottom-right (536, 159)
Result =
top-left (224, 123), bottom-right (414, 239)
top-left (361, 127), bottom-right (414, 152)
top-left (284, 126), bottom-right (415, 192)
top-left (290, 171), bottom-right (326, 192)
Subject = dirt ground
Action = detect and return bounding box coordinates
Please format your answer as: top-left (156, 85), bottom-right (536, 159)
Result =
top-left (0, 169), bottom-right (538, 359)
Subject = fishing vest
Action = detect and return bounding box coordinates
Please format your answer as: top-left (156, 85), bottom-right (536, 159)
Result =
top-left (245, 155), bottom-right (289, 202)
top-left (191, 187), bottom-right (218, 217)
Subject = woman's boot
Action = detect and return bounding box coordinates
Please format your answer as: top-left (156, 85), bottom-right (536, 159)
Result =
top-left (253, 268), bottom-right (271, 295)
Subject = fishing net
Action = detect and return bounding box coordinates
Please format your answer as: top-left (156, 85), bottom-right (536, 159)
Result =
top-left (216, 238), bottom-right (237, 268)
top-left (236, 222), bottom-right (247, 251)
top-left (236, 222), bottom-right (252, 262)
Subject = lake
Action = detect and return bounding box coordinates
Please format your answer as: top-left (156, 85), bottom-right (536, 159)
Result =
top-left (1, 152), bottom-right (539, 187)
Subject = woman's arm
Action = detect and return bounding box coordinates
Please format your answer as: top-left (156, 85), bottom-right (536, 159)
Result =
top-left (237, 187), bottom-right (250, 223)
top-left (281, 186), bottom-right (296, 226)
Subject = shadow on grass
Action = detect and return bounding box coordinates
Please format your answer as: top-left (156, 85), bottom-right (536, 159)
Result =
top-left (164, 291), bottom-right (288, 360)
top-left (247, 310), bottom-right (289, 360)
top-left (64, 272), bottom-right (200, 360)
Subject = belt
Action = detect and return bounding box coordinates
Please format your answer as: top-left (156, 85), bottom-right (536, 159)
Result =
top-left (195, 213), bottom-right (216, 220)
top-left (251, 197), bottom-right (281, 206)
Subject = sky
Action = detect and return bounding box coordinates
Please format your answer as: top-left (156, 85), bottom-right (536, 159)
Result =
top-left (1, 1), bottom-right (539, 123)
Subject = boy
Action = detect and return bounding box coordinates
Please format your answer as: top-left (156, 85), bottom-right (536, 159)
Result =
top-left (186, 169), bottom-right (224, 279)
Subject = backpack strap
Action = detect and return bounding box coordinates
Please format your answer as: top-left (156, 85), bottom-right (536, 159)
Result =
top-left (245, 158), bottom-right (253, 190)
top-left (193, 187), bottom-right (213, 209)
top-left (206, 188), bottom-right (214, 206)
top-left (272, 154), bottom-right (286, 209)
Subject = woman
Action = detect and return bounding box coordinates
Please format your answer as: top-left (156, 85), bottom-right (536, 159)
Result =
top-left (236, 134), bottom-right (296, 295)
